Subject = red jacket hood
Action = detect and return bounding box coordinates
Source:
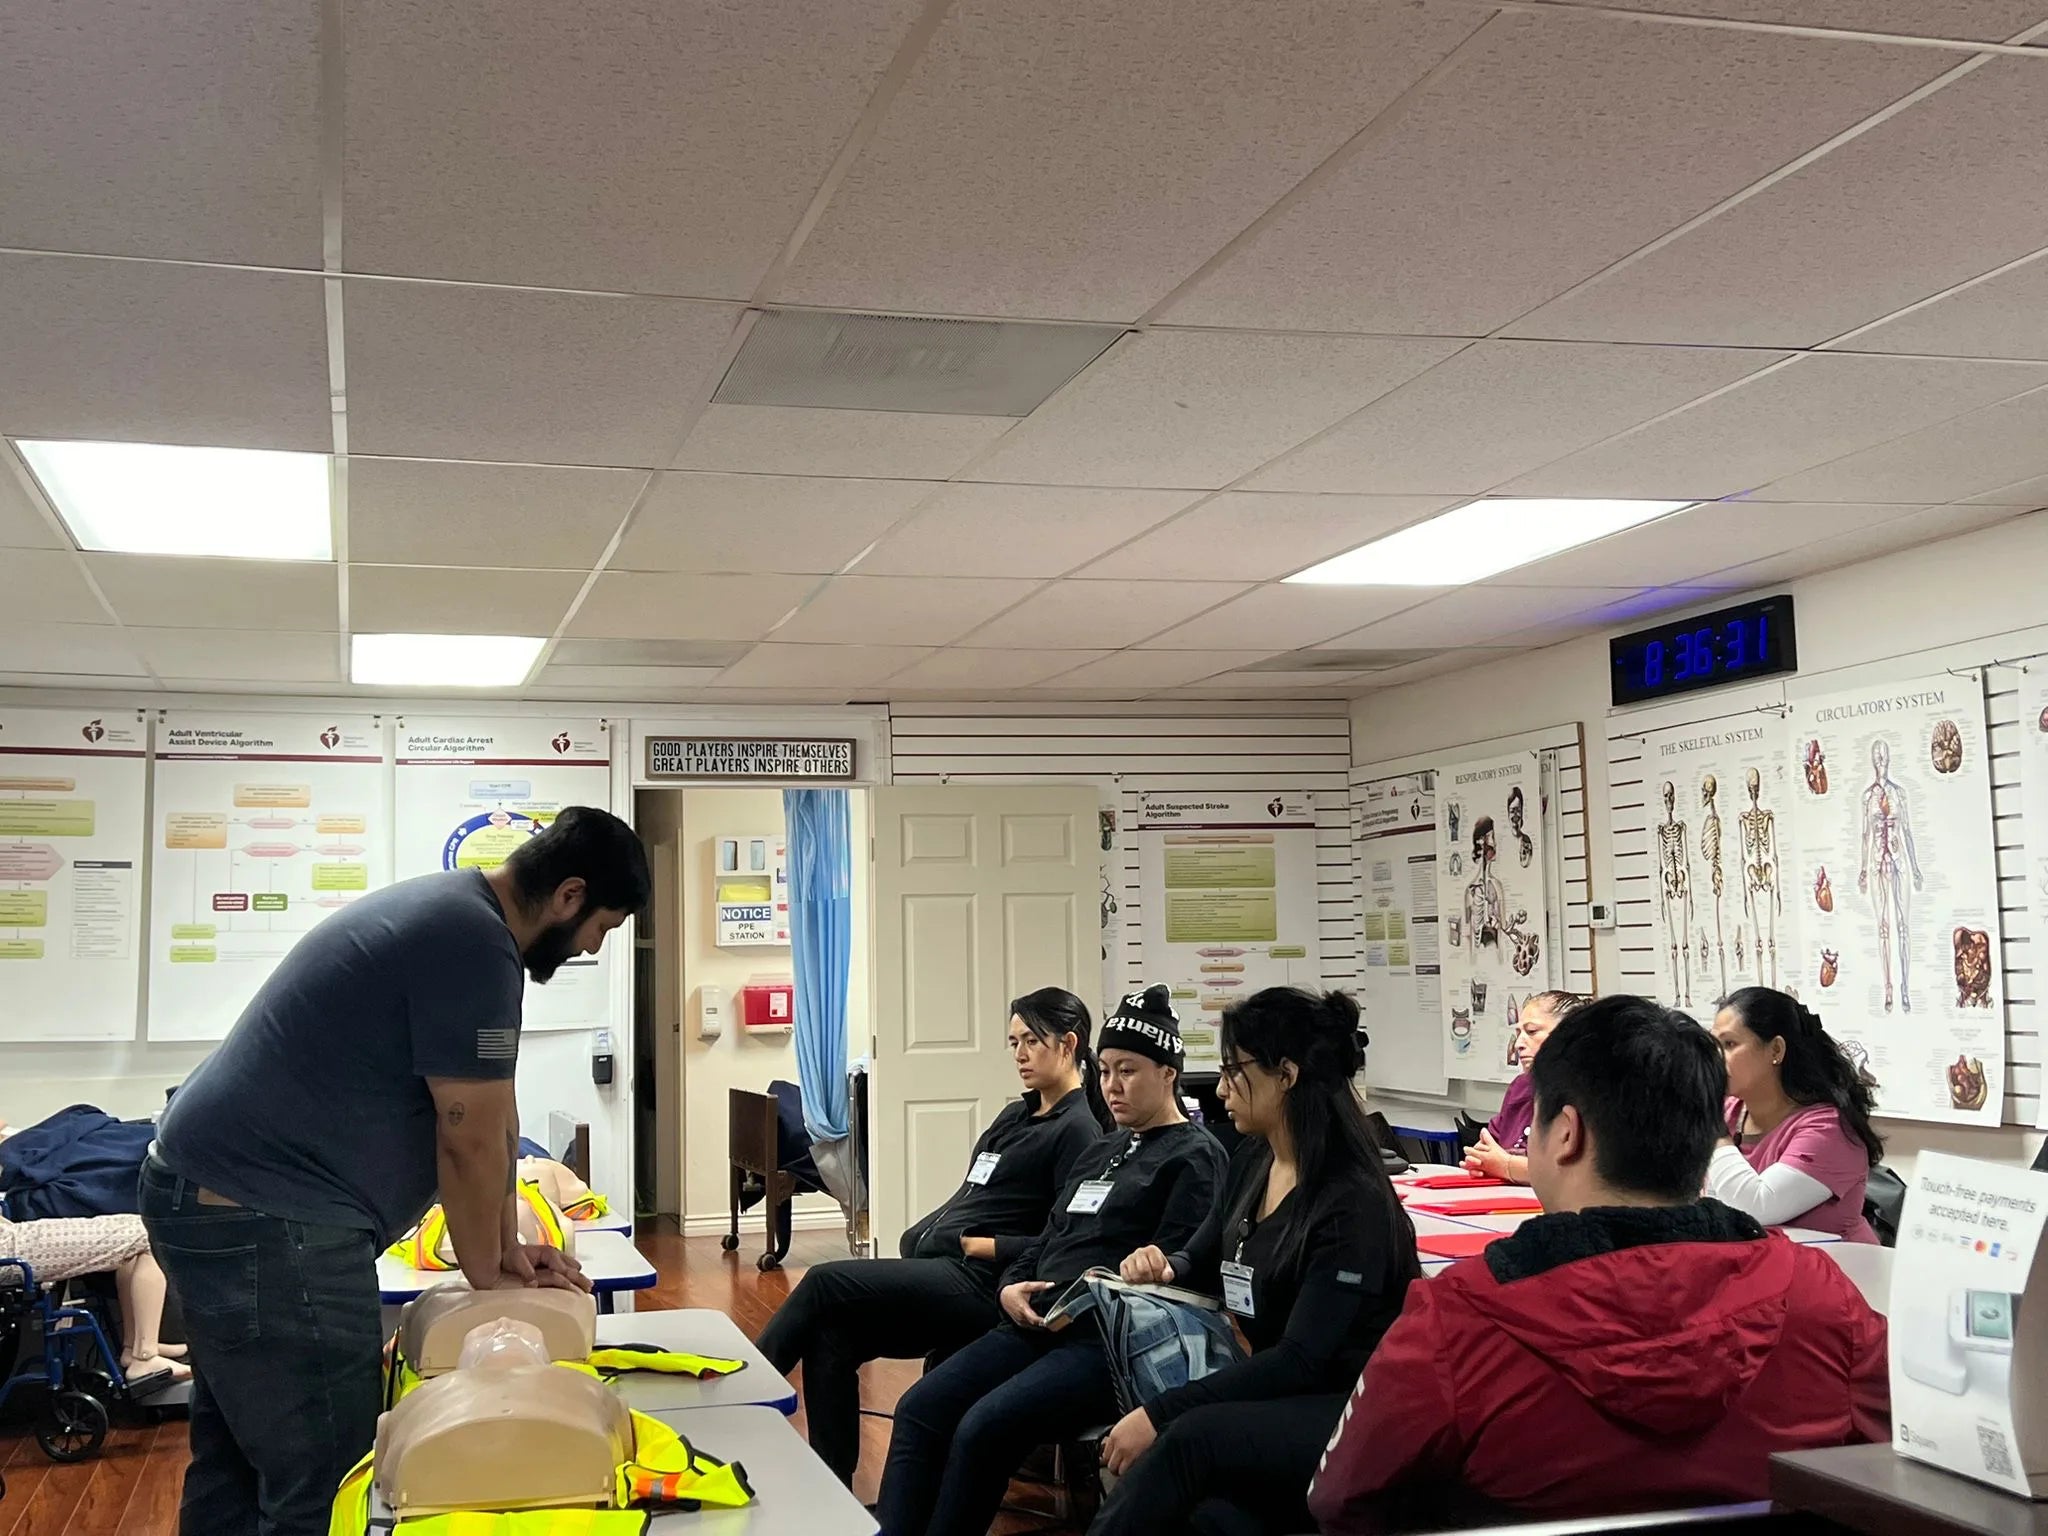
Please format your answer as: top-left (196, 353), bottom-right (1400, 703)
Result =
top-left (1443, 1233), bottom-right (1800, 1435)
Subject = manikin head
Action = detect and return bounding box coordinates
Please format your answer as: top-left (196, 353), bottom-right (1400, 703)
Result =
top-left (1872, 739), bottom-right (1890, 775)
top-left (1661, 780), bottom-right (1676, 817)
top-left (1745, 766), bottom-right (1761, 807)
top-left (1701, 773), bottom-right (1718, 809)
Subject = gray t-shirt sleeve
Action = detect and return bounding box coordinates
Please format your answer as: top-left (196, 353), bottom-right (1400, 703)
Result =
top-left (408, 926), bottom-right (524, 1081)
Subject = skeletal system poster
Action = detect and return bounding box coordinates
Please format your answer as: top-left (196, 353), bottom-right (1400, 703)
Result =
top-left (1640, 714), bottom-right (1800, 1012)
top-left (1436, 751), bottom-right (1551, 1082)
top-left (395, 718), bottom-right (612, 1031)
top-left (148, 714), bottom-right (388, 1041)
top-left (1787, 673), bottom-right (2003, 1125)
top-left (1136, 791), bottom-right (1322, 1070)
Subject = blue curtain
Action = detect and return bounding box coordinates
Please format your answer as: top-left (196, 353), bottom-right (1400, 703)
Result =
top-left (783, 788), bottom-right (852, 1142)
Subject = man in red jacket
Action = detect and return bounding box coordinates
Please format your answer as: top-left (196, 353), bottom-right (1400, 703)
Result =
top-left (1311, 995), bottom-right (1888, 1531)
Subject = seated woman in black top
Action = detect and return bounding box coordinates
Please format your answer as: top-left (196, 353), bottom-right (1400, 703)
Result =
top-left (1092, 987), bottom-right (1420, 1536)
top-left (876, 987), bottom-right (1227, 1536)
top-left (758, 987), bottom-right (1110, 1487)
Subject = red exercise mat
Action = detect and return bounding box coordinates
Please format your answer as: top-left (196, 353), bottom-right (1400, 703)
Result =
top-left (1408, 1196), bottom-right (1546, 1216)
top-left (1416, 1231), bottom-right (1498, 1259)
top-left (1402, 1174), bottom-right (1508, 1190)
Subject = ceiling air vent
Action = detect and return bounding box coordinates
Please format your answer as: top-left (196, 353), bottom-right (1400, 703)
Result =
top-left (714, 309), bottom-right (1124, 417)
top-left (1238, 649), bottom-right (1440, 674)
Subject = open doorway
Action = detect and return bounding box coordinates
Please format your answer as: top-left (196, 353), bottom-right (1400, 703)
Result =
top-left (631, 785), bottom-right (872, 1240)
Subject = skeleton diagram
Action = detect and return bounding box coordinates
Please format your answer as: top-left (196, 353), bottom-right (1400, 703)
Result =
top-left (1701, 774), bottom-right (1728, 997)
top-left (1857, 739), bottom-right (1923, 1014)
top-left (1739, 767), bottom-right (1782, 989)
top-left (1463, 815), bottom-right (1504, 956)
top-left (1656, 782), bottom-right (1693, 1006)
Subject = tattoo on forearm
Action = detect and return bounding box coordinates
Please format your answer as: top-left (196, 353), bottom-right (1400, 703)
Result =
top-left (444, 1102), bottom-right (466, 1127)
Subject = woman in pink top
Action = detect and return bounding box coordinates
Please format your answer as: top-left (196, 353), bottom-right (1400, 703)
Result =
top-left (1706, 987), bottom-right (1881, 1243)
top-left (1463, 990), bottom-right (1590, 1184)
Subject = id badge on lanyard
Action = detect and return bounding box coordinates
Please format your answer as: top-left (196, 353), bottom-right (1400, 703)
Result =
top-left (1067, 1179), bottom-right (1113, 1214)
top-left (1220, 1260), bottom-right (1255, 1318)
top-left (967, 1152), bottom-right (1001, 1186)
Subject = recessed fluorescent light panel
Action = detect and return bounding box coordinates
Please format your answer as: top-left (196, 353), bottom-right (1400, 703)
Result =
top-left (351, 634), bottom-right (545, 688)
top-left (1285, 498), bottom-right (1695, 586)
top-left (17, 440), bottom-right (332, 561)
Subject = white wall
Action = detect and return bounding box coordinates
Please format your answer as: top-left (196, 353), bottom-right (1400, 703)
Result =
top-left (1350, 510), bottom-right (2048, 1173)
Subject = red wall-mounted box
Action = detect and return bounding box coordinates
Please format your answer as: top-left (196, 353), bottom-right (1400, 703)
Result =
top-left (740, 981), bottom-right (794, 1029)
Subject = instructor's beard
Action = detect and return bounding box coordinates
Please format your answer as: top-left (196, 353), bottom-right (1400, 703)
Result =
top-left (523, 912), bottom-right (585, 984)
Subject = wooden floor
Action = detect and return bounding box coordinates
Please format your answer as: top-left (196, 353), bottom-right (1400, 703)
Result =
top-left (0, 1227), bottom-right (1069, 1535)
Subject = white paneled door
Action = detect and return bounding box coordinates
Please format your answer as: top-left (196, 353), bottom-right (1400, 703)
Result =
top-left (869, 785), bottom-right (1100, 1253)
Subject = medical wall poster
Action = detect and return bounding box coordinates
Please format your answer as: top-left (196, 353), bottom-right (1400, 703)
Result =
top-left (1891, 1152), bottom-right (2047, 1496)
top-left (2024, 671), bottom-right (2048, 1130)
top-left (148, 713), bottom-right (388, 1041)
top-left (395, 718), bottom-right (612, 1032)
top-left (1435, 750), bottom-right (1551, 1082)
top-left (1638, 713), bottom-right (1800, 1011)
top-left (0, 708), bottom-right (146, 1042)
top-left (1357, 772), bottom-right (1444, 1092)
top-left (1136, 791), bottom-right (1323, 1070)
top-left (1787, 674), bottom-right (2004, 1125)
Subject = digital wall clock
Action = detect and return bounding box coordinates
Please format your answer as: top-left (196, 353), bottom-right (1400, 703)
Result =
top-left (1610, 594), bottom-right (1797, 707)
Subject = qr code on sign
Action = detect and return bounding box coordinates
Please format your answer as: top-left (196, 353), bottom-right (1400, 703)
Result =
top-left (1978, 1424), bottom-right (2015, 1478)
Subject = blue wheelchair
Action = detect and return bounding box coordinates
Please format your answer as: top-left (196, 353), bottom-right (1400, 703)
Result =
top-left (0, 1256), bottom-right (176, 1470)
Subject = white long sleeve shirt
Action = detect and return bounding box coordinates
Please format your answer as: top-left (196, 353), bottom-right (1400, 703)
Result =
top-left (1703, 1143), bottom-right (1830, 1227)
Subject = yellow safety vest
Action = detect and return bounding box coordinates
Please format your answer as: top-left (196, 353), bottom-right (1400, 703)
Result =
top-left (391, 1181), bottom-right (567, 1272)
top-left (383, 1346), bottom-right (746, 1411)
top-left (395, 1512), bottom-right (649, 1535)
top-left (329, 1411), bottom-right (752, 1536)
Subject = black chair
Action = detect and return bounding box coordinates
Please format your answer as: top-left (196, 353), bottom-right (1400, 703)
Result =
top-left (1454, 1110), bottom-right (1486, 1153)
top-left (1862, 1163), bottom-right (1907, 1248)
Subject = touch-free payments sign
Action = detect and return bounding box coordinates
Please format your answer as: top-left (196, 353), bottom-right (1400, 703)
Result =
top-left (643, 737), bottom-right (856, 781)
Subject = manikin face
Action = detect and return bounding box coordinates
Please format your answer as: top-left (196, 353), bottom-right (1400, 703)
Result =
top-left (1872, 739), bottom-right (1890, 775)
top-left (1098, 1048), bottom-right (1177, 1128)
top-left (1008, 1014), bottom-right (1078, 1094)
top-left (1712, 1006), bottom-right (1783, 1105)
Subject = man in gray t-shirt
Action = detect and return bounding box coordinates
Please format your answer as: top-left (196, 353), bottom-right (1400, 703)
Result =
top-left (141, 806), bottom-right (649, 1536)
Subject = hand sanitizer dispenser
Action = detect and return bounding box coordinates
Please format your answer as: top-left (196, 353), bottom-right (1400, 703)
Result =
top-left (697, 984), bottom-right (727, 1042)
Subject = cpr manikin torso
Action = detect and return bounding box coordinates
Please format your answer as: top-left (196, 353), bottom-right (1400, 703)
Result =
top-left (398, 1281), bottom-right (598, 1375)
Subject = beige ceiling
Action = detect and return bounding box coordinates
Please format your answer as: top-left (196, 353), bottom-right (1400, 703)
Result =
top-left (4, 0), bottom-right (2047, 705)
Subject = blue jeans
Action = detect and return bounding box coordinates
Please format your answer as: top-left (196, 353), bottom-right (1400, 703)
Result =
top-left (139, 1156), bottom-right (383, 1536)
top-left (876, 1324), bottom-right (1117, 1536)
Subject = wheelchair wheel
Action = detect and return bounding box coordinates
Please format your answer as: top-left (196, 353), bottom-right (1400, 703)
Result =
top-left (720, 1234), bottom-right (740, 1252)
top-left (37, 1388), bottom-right (109, 1463)
top-left (755, 1251), bottom-right (781, 1272)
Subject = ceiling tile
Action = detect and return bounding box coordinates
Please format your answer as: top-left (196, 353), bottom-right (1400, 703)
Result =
top-left (676, 406), bottom-right (1011, 480)
top-left (344, 281), bottom-right (741, 467)
top-left (1694, 504), bottom-right (2029, 590)
top-left (615, 473), bottom-right (932, 574)
top-left (349, 565), bottom-right (583, 635)
top-left (1852, 252), bottom-right (2048, 361)
top-left (1155, 683), bottom-right (1363, 700)
top-left (958, 578), bottom-right (1249, 648)
top-left (1036, 650), bottom-right (1281, 689)
top-left (4, 551), bottom-right (103, 625)
top-left (1966, 473), bottom-right (2048, 507)
top-left (532, 665), bottom-right (727, 691)
top-left (855, 485), bottom-right (1201, 578)
top-left (1144, 584), bottom-right (1443, 650)
top-left (1078, 493), bottom-right (1456, 581)
top-left (0, 460), bottom-right (61, 550)
top-left (712, 643), bottom-right (934, 688)
top-left (130, 628), bottom-right (342, 683)
top-left (85, 555), bottom-right (336, 632)
top-left (1512, 60), bottom-right (2048, 347)
top-left (771, 575), bottom-right (1044, 646)
top-left (885, 648), bottom-right (1113, 689)
top-left (968, 331), bottom-right (1463, 490)
top-left (1616, 0), bottom-right (2046, 39)
top-left (1504, 502), bottom-right (1932, 586)
top-left (349, 460), bottom-right (643, 569)
top-left (0, 256), bottom-right (329, 450)
top-left (0, 622), bottom-right (146, 676)
top-left (774, 0), bottom-right (1482, 320)
top-left (1490, 586), bottom-right (1741, 647)
top-left (568, 572), bottom-right (818, 640)
top-left (1503, 355), bottom-right (2048, 499)
top-left (0, 1), bottom-right (321, 266)
top-left (344, 0), bottom-right (924, 296)
top-left (1354, 648), bottom-right (1521, 688)
top-left (1759, 387), bottom-right (2048, 504)
top-left (1168, 12), bottom-right (1947, 334)
top-left (1319, 584), bottom-right (1641, 649)
top-left (1244, 342), bottom-right (1787, 496)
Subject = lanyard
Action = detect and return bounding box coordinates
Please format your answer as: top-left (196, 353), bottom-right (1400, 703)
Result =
top-left (1098, 1133), bottom-right (1143, 1179)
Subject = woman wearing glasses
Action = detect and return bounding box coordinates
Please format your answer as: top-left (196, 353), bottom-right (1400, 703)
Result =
top-left (875, 986), bottom-right (1226, 1536)
top-left (1090, 987), bottom-right (1421, 1536)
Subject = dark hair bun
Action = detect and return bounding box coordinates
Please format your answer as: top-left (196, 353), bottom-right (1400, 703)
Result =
top-left (1317, 990), bottom-right (1366, 1076)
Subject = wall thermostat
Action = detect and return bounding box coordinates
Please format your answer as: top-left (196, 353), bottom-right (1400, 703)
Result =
top-left (1588, 902), bottom-right (1617, 932)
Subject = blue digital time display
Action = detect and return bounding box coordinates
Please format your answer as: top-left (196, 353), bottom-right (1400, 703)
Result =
top-left (1609, 595), bottom-right (1797, 707)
